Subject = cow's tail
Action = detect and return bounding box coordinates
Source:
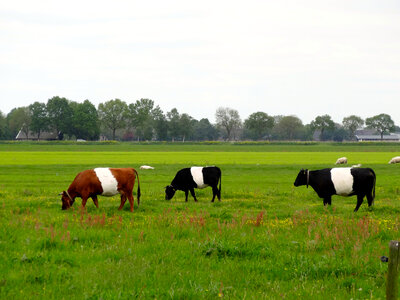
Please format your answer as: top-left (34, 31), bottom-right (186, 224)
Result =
top-left (134, 169), bottom-right (141, 206)
top-left (371, 168), bottom-right (376, 202)
top-left (218, 167), bottom-right (222, 200)
top-left (369, 168), bottom-right (376, 205)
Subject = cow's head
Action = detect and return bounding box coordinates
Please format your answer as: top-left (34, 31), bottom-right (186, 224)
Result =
top-left (165, 185), bottom-right (176, 200)
top-left (60, 191), bottom-right (75, 210)
top-left (294, 169), bottom-right (309, 187)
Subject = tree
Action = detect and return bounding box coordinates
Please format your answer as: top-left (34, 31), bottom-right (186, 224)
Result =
top-left (46, 96), bottom-right (73, 139)
top-left (244, 112), bottom-right (275, 140)
top-left (0, 111), bottom-right (7, 139)
top-left (310, 115), bottom-right (335, 141)
top-left (167, 108), bottom-right (181, 142)
top-left (152, 106), bottom-right (168, 141)
top-left (366, 113), bottom-right (395, 139)
top-left (98, 99), bottom-right (128, 140)
top-left (273, 115), bottom-right (304, 140)
top-left (7, 107), bottom-right (31, 139)
top-left (29, 102), bottom-right (49, 140)
top-left (127, 98), bottom-right (155, 141)
top-left (215, 107), bottom-right (242, 141)
top-left (70, 100), bottom-right (100, 140)
top-left (342, 115), bottom-right (364, 140)
top-left (192, 118), bottom-right (218, 141)
top-left (179, 113), bottom-right (194, 142)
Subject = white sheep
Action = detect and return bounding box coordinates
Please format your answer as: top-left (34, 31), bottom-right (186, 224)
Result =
top-left (389, 156), bottom-right (400, 164)
top-left (335, 157), bottom-right (348, 165)
top-left (140, 165), bottom-right (155, 170)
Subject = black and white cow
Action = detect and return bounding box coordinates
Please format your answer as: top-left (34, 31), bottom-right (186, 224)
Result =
top-left (294, 167), bottom-right (376, 212)
top-left (165, 166), bottom-right (221, 202)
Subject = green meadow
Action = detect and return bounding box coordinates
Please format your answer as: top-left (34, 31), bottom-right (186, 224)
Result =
top-left (1, 142), bottom-right (400, 299)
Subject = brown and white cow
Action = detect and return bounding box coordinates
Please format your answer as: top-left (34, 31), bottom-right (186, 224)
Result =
top-left (60, 168), bottom-right (141, 212)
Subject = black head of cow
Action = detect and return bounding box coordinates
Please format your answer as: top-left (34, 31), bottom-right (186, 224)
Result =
top-left (60, 191), bottom-right (75, 210)
top-left (294, 169), bottom-right (309, 187)
top-left (165, 185), bottom-right (176, 200)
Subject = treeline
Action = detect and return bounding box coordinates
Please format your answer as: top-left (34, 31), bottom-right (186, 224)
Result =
top-left (0, 96), bottom-right (398, 141)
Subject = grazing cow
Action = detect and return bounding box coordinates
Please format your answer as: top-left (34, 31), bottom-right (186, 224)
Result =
top-left (294, 167), bottom-right (376, 212)
top-left (165, 166), bottom-right (221, 202)
top-left (389, 156), bottom-right (400, 164)
top-left (60, 168), bottom-right (140, 212)
top-left (335, 157), bottom-right (348, 164)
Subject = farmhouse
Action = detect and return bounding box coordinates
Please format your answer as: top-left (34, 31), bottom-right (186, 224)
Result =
top-left (15, 130), bottom-right (59, 141)
top-left (355, 134), bottom-right (400, 142)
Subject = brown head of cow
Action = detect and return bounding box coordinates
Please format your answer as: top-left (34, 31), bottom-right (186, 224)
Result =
top-left (60, 190), bottom-right (75, 210)
top-left (60, 167), bottom-right (140, 212)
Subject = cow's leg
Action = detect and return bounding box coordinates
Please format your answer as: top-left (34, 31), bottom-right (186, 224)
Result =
top-left (367, 192), bottom-right (374, 207)
top-left (189, 188), bottom-right (198, 202)
top-left (127, 194), bottom-right (134, 212)
top-left (211, 185), bottom-right (219, 202)
top-left (184, 190), bottom-right (189, 202)
top-left (81, 196), bottom-right (88, 208)
top-left (91, 196), bottom-right (99, 208)
top-left (119, 194), bottom-right (127, 210)
top-left (354, 195), bottom-right (364, 212)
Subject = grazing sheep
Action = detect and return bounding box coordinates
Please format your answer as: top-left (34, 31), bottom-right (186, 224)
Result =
top-left (140, 165), bottom-right (155, 170)
top-left (389, 156), bottom-right (400, 164)
top-left (335, 157), bottom-right (348, 164)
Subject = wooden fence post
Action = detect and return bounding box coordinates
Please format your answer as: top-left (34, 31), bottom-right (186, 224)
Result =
top-left (386, 240), bottom-right (400, 300)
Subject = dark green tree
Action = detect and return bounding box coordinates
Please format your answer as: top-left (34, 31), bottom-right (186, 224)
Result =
top-left (244, 112), bottom-right (275, 140)
top-left (127, 98), bottom-right (155, 141)
top-left (70, 100), bottom-right (100, 140)
top-left (342, 115), bottom-right (364, 140)
top-left (98, 99), bottom-right (128, 140)
top-left (7, 107), bottom-right (31, 139)
top-left (46, 96), bottom-right (74, 139)
top-left (272, 115), bottom-right (304, 140)
top-left (310, 115), bottom-right (335, 141)
top-left (167, 108), bottom-right (181, 142)
top-left (29, 102), bottom-right (49, 140)
top-left (0, 111), bottom-right (7, 139)
top-left (152, 106), bottom-right (168, 141)
top-left (366, 113), bottom-right (395, 139)
top-left (179, 113), bottom-right (194, 142)
top-left (192, 118), bottom-right (218, 141)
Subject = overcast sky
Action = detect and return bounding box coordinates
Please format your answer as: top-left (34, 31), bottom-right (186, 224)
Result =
top-left (1, 0), bottom-right (399, 124)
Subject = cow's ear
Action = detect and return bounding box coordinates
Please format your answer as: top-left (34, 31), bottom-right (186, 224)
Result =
top-left (58, 192), bottom-right (63, 196)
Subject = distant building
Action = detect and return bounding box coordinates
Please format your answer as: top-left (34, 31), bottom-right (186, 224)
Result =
top-left (355, 134), bottom-right (400, 142)
top-left (15, 130), bottom-right (59, 140)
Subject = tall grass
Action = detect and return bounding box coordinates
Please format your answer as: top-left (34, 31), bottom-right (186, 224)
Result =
top-left (0, 143), bottom-right (399, 298)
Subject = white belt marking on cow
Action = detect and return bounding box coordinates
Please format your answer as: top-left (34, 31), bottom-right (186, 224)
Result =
top-left (190, 167), bottom-right (208, 189)
top-left (94, 168), bottom-right (119, 196)
top-left (330, 168), bottom-right (354, 196)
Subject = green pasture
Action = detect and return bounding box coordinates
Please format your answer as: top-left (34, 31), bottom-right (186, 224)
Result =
top-left (0, 143), bottom-right (400, 299)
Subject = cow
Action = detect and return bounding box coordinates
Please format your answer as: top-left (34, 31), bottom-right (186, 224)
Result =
top-left (335, 157), bottom-right (348, 164)
top-left (165, 166), bottom-right (221, 202)
top-left (389, 156), bottom-right (400, 164)
top-left (60, 167), bottom-right (140, 212)
top-left (293, 167), bottom-right (376, 212)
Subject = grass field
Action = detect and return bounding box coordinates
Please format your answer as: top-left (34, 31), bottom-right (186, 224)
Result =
top-left (0, 142), bottom-right (400, 299)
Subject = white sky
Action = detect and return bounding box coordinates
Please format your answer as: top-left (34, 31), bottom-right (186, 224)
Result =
top-left (1, 0), bottom-right (399, 124)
